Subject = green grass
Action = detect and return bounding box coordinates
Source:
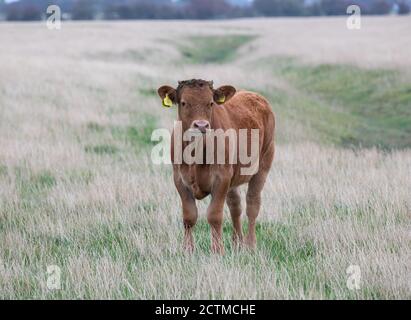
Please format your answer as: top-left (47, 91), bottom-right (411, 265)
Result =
top-left (1, 21), bottom-right (409, 300)
top-left (3, 215), bottom-right (378, 299)
top-left (86, 122), bottom-right (105, 133)
top-left (84, 113), bottom-right (158, 156)
top-left (138, 88), bottom-right (157, 97)
top-left (66, 169), bottom-right (94, 185)
top-left (16, 169), bottom-right (56, 198)
top-left (86, 49), bottom-right (149, 63)
top-left (85, 144), bottom-right (119, 155)
top-left (180, 35), bottom-right (256, 64)
top-left (0, 164), bottom-right (7, 177)
top-left (261, 57), bottom-right (411, 149)
top-left (193, 219), bottom-right (316, 266)
top-left (111, 113), bottom-right (158, 147)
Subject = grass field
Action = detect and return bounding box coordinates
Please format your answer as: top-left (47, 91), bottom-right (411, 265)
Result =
top-left (0, 17), bottom-right (410, 299)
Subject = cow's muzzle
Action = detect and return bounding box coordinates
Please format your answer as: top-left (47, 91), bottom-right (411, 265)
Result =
top-left (191, 120), bottom-right (210, 134)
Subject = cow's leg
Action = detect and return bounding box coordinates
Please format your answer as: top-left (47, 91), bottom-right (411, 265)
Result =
top-left (207, 178), bottom-right (230, 254)
top-left (245, 141), bottom-right (274, 249)
top-left (245, 170), bottom-right (268, 250)
top-left (226, 187), bottom-right (243, 248)
top-left (174, 174), bottom-right (198, 253)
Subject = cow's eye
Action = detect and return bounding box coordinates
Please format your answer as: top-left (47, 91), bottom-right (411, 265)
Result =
top-left (210, 102), bottom-right (215, 107)
top-left (181, 101), bottom-right (186, 107)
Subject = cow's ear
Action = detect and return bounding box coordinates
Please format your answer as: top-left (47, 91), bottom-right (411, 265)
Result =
top-left (158, 85), bottom-right (177, 108)
top-left (213, 85), bottom-right (236, 105)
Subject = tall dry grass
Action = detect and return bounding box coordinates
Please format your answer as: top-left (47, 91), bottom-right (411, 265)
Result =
top-left (0, 17), bottom-right (410, 299)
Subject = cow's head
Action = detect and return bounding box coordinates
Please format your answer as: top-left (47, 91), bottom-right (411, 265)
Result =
top-left (157, 79), bottom-right (236, 133)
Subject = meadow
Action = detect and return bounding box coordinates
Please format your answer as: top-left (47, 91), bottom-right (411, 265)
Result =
top-left (0, 16), bottom-right (410, 299)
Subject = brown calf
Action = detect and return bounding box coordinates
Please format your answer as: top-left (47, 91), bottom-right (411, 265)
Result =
top-left (158, 79), bottom-right (275, 253)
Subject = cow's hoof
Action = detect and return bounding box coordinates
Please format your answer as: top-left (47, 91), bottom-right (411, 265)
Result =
top-left (232, 235), bottom-right (244, 251)
top-left (211, 245), bottom-right (225, 255)
top-left (244, 237), bottom-right (256, 251)
top-left (183, 243), bottom-right (195, 254)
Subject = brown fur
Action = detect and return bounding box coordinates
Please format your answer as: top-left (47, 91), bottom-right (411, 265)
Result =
top-left (158, 80), bottom-right (275, 253)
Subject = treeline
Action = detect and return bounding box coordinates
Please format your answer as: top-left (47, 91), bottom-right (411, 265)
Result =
top-left (1, 0), bottom-right (410, 21)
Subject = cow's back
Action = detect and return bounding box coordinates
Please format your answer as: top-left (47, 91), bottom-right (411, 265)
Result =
top-left (223, 90), bottom-right (275, 150)
top-left (215, 91), bottom-right (275, 185)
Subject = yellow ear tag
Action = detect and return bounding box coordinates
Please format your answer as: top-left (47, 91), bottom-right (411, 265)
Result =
top-left (217, 95), bottom-right (226, 104)
top-left (162, 94), bottom-right (173, 108)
